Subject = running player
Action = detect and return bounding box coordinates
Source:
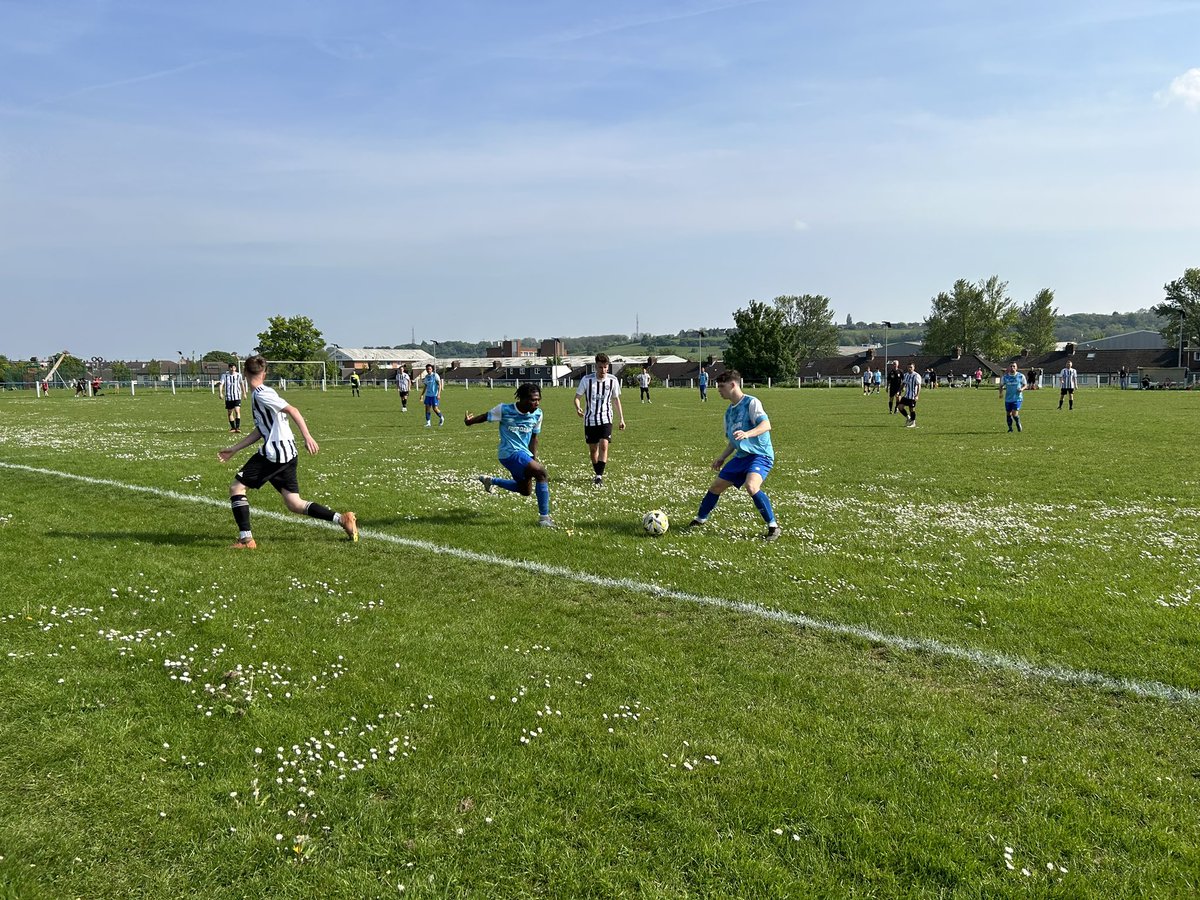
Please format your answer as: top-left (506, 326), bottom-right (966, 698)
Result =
top-left (217, 356), bottom-right (358, 549)
top-left (465, 382), bottom-right (554, 528)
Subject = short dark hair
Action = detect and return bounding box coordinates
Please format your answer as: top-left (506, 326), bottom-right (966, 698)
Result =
top-left (228, 362), bottom-right (237, 369)
top-left (244, 356), bottom-right (266, 377)
top-left (595, 353), bottom-right (610, 365)
top-left (516, 382), bottom-right (541, 402)
top-left (716, 370), bottom-right (741, 385)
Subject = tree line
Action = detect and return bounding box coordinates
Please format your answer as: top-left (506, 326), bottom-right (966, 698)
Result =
top-left (721, 268), bottom-right (1197, 383)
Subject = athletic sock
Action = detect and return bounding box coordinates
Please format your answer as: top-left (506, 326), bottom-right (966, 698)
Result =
top-left (304, 501), bottom-right (335, 522)
top-left (231, 496), bottom-right (251, 532)
top-left (697, 491), bottom-right (720, 521)
top-left (751, 490), bottom-right (776, 525)
top-left (593, 460), bottom-right (606, 476)
top-left (535, 481), bottom-right (551, 516)
top-left (494, 478), bottom-right (519, 493)
top-left (234, 416), bottom-right (240, 430)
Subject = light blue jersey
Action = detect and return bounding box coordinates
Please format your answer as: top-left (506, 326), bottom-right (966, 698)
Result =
top-left (487, 403), bottom-right (542, 459)
top-left (422, 372), bottom-right (441, 398)
top-left (698, 372), bottom-right (709, 388)
top-left (725, 394), bottom-right (773, 460)
top-left (1001, 372), bottom-right (1026, 403)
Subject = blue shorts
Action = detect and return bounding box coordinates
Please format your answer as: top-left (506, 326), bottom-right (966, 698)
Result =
top-left (500, 451), bottom-right (534, 481)
top-left (718, 453), bottom-right (773, 487)
top-left (1005, 400), bottom-right (1022, 413)
top-left (424, 395), bottom-right (439, 407)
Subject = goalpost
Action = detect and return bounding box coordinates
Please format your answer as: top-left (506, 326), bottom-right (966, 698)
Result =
top-left (263, 360), bottom-right (328, 391)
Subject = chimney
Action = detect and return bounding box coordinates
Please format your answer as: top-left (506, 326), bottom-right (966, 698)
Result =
top-left (952, 346), bottom-right (962, 360)
top-left (491, 360), bottom-right (502, 369)
top-left (865, 347), bottom-right (875, 360)
top-left (451, 360), bottom-right (461, 369)
top-left (1065, 342), bottom-right (1076, 356)
top-left (1020, 348), bottom-right (1029, 358)
top-left (706, 354), bottom-right (714, 366)
top-left (647, 356), bottom-right (657, 366)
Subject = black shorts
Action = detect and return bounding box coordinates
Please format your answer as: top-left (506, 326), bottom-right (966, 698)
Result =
top-left (1060, 387), bottom-right (1074, 395)
top-left (235, 454), bottom-right (300, 494)
top-left (584, 423), bottom-right (613, 444)
top-left (899, 397), bottom-right (917, 410)
top-left (399, 391), bottom-right (409, 400)
top-left (225, 399), bottom-right (241, 410)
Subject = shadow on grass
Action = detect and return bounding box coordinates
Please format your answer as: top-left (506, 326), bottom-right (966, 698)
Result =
top-left (47, 529), bottom-right (212, 546)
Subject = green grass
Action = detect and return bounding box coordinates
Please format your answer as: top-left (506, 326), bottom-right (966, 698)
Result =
top-left (1, 383), bottom-right (1198, 897)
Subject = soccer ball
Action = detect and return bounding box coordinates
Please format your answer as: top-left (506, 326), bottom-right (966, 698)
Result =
top-left (852, 365), bottom-right (861, 374)
top-left (642, 510), bottom-right (669, 536)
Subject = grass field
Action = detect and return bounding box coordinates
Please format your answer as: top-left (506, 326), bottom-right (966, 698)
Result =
top-left (1, 382), bottom-right (1198, 898)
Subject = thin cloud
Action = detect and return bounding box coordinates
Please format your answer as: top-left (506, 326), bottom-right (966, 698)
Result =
top-left (1157, 67), bottom-right (1200, 110)
top-left (42, 56), bottom-right (235, 106)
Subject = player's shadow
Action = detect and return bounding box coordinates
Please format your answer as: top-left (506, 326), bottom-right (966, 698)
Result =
top-left (47, 529), bottom-right (210, 546)
top-left (368, 509), bottom-right (485, 527)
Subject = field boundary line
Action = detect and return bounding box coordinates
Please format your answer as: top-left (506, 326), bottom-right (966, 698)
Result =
top-left (3, 460), bottom-right (1196, 704)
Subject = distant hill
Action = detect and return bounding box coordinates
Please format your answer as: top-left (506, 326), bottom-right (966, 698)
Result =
top-left (362, 312), bottom-right (1166, 361)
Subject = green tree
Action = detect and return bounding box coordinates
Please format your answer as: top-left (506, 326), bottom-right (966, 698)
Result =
top-left (724, 300), bottom-right (793, 382)
top-left (774, 294), bottom-right (839, 362)
top-left (1153, 267), bottom-right (1200, 352)
top-left (254, 315), bottom-right (329, 380)
top-left (923, 276), bottom-right (1017, 360)
top-left (1015, 288), bottom-right (1058, 355)
top-left (111, 361), bottom-right (132, 382)
top-left (203, 350), bottom-right (237, 365)
top-left (147, 359), bottom-right (162, 380)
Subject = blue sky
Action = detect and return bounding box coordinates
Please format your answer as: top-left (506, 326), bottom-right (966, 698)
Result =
top-left (2, 0), bottom-right (1198, 359)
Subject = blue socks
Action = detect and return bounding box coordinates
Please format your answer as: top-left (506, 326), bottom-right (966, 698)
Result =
top-left (697, 491), bottom-right (720, 521)
top-left (494, 478), bottom-right (519, 492)
top-left (752, 490), bottom-right (776, 525)
top-left (535, 481), bottom-right (551, 516)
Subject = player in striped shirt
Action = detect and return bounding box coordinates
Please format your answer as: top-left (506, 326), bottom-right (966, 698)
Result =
top-left (1058, 360), bottom-right (1077, 410)
top-left (217, 356), bottom-right (358, 549)
top-left (898, 363), bottom-right (921, 428)
top-left (999, 361), bottom-right (1027, 432)
top-left (465, 382), bottom-right (554, 527)
top-left (395, 364), bottom-right (412, 412)
top-left (220, 362), bottom-right (246, 434)
top-left (687, 369), bottom-right (781, 542)
top-left (574, 353), bottom-right (626, 487)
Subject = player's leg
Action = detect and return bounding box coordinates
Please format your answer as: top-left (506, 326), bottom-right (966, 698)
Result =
top-left (690, 476), bottom-right (734, 527)
top-left (744, 469), bottom-right (780, 540)
top-left (279, 488), bottom-right (358, 540)
top-left (523, 458), bottom-right (553, 525)
top-left (229, 480), bottom-right (256, 548)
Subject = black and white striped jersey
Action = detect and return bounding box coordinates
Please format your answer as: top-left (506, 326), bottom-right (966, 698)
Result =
top-left (250, 385), bottom-right (298, 463)
top-left (220, 371), bottom-right (246, 402)
top-left (901, 371), bottom-right (921, 401)
top-left (575, 373), bottom-right (621, 426)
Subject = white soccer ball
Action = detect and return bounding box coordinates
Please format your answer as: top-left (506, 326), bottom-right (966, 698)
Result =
top-left (642, 509), bottom-right (669, 536)
top-left (852, 365), bottom-right (861, 374)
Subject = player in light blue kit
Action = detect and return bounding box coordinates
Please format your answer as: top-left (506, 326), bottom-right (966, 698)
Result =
top-left (999, 361), bottom-right (1027, 432)
top-left (687, 369), bottom-right (781, 541)
top-left (421, 363), bottom-right (444, 427)
top-left (464, 383), bottom-right (554, 527)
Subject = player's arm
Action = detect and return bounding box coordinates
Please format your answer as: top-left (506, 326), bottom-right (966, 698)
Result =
top-left (733, 416), bottom-right (771, 442)
top-left (528, 433), bottom-right (539, 459)
top-left (218, 427), bottom-right (263, 462)
top-left (613, 391), bottom-right (626, 430)
top-left (463, 410), bottom-right (489, 426)
top-left (283, 404), bottom-right (319, 455)
top-left (712, 439), bottom-right (737, 471)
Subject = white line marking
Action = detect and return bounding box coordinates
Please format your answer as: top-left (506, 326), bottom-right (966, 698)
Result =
top-left (3, 460), bottom-right (1196, 704)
